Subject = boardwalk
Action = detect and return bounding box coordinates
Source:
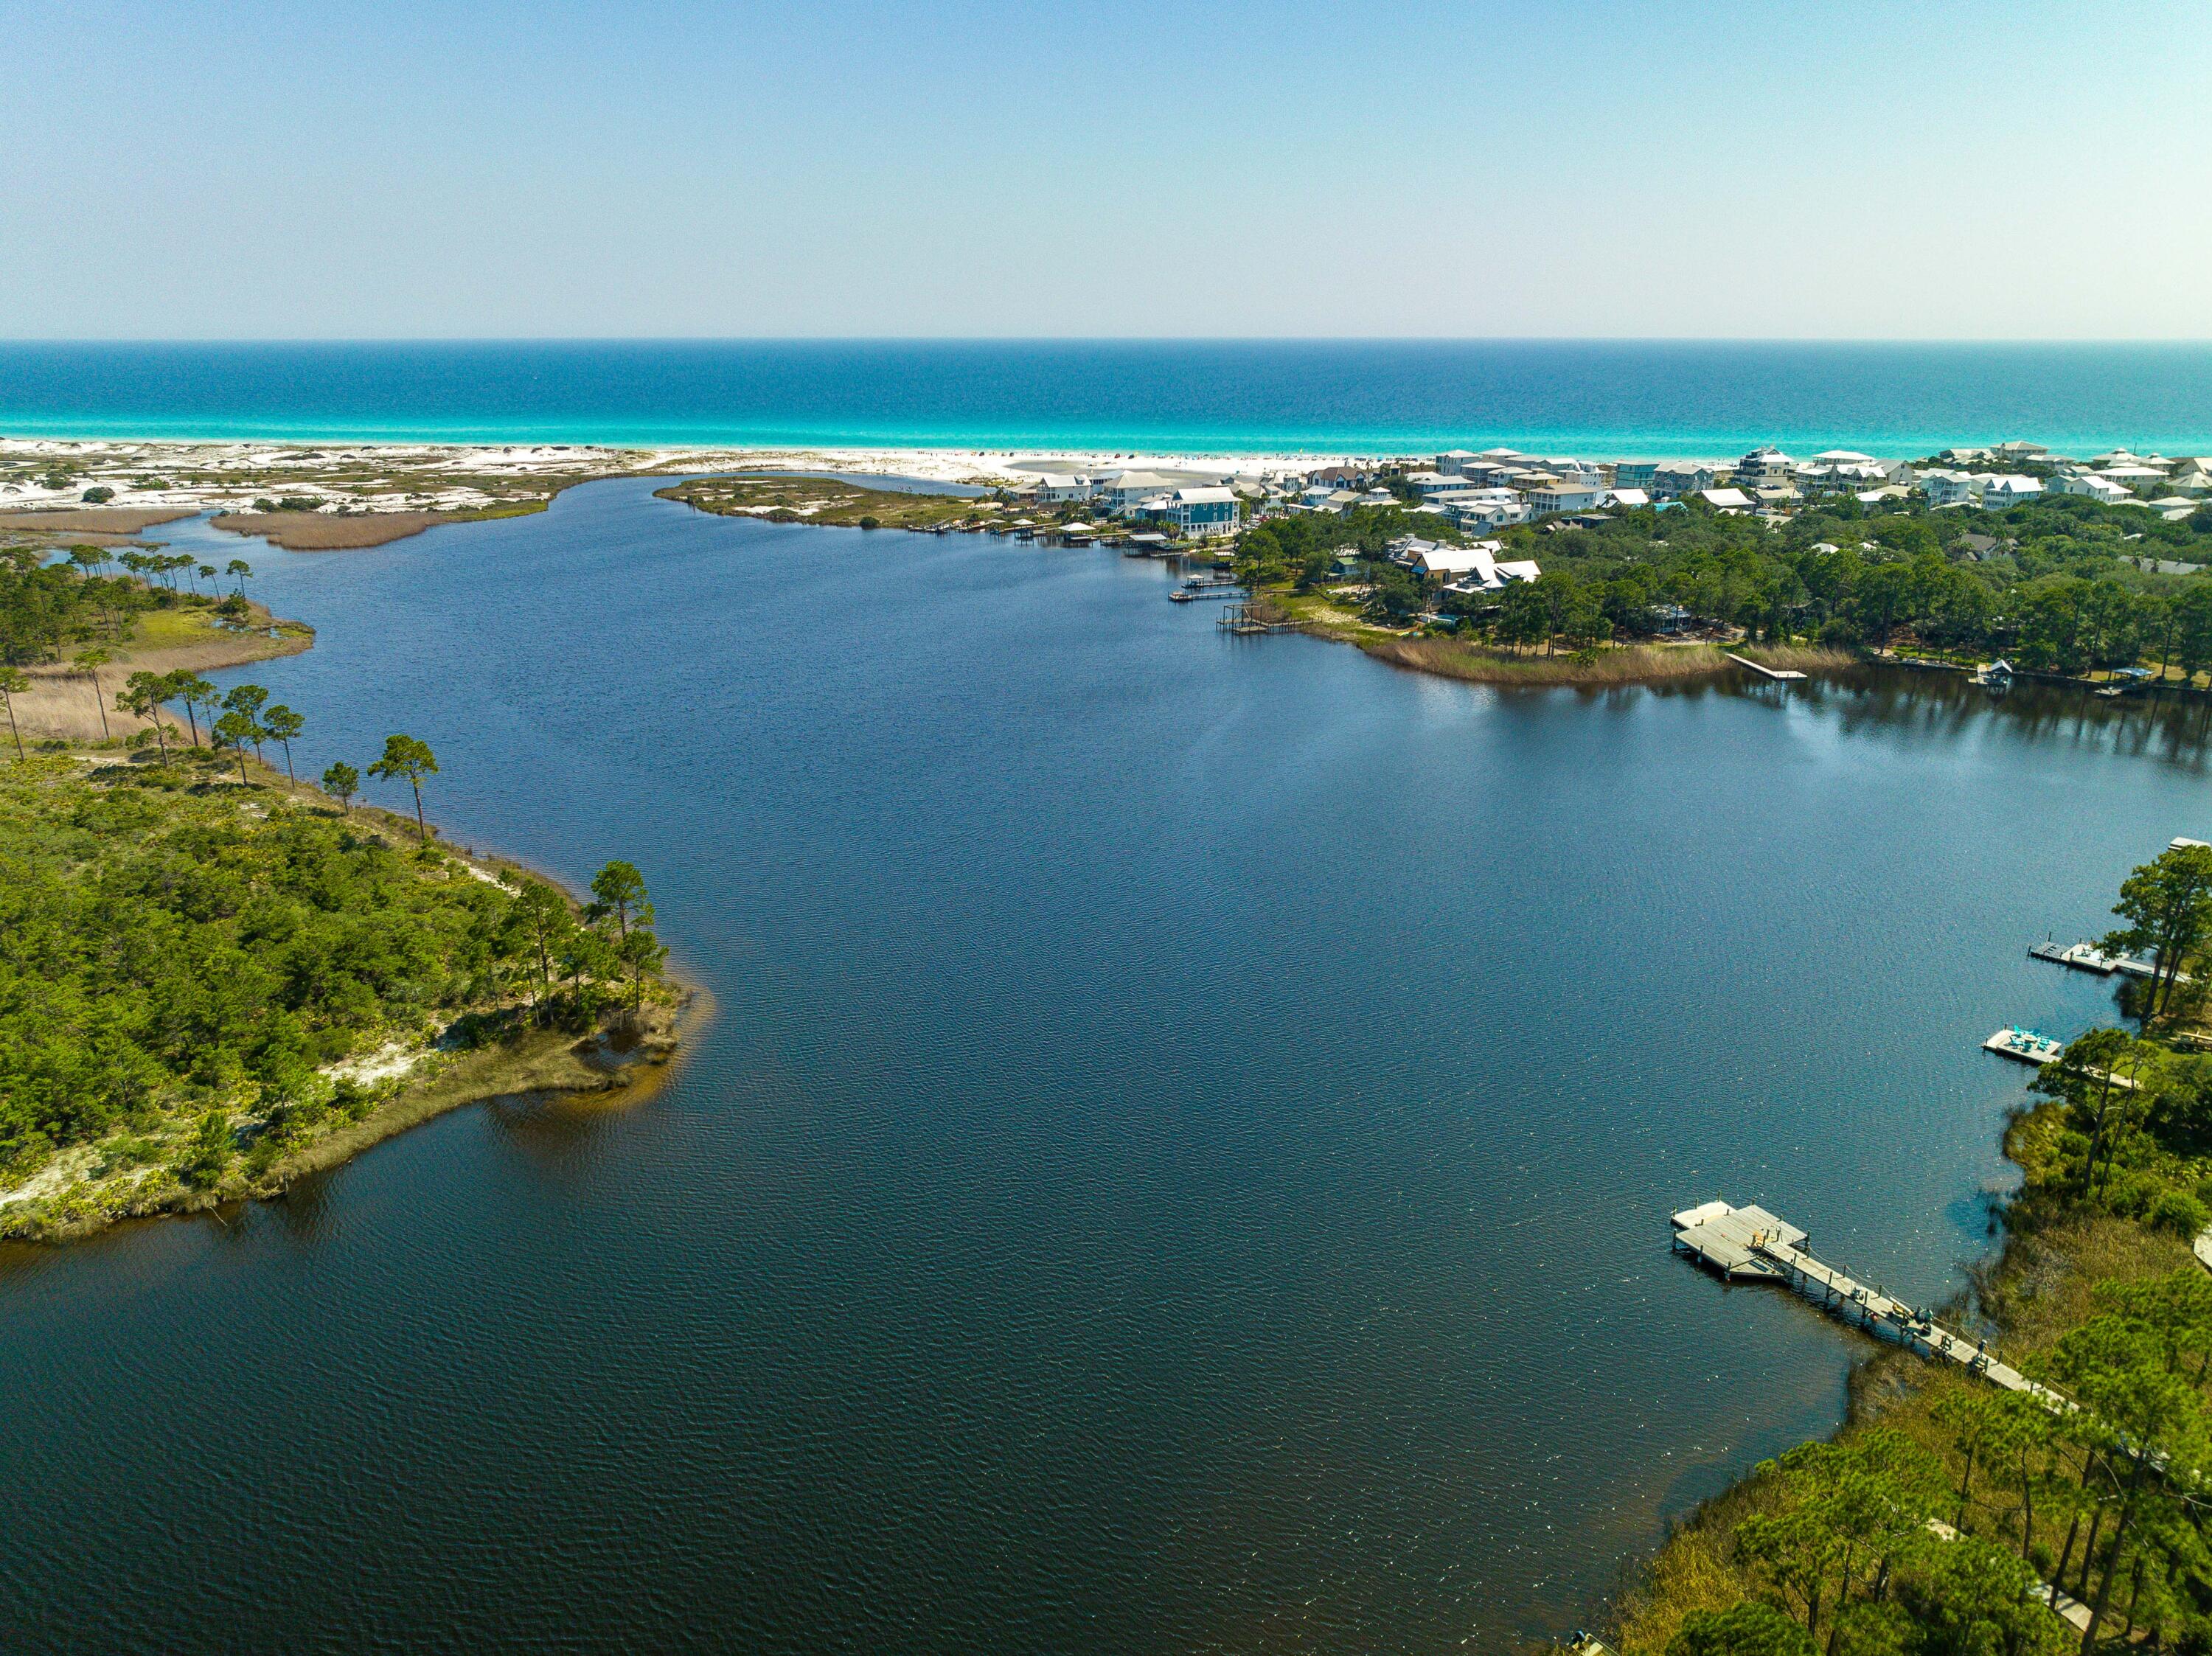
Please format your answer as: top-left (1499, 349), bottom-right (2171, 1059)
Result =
top-left (1725, 653), bottom-right (1806, 681)
top-left (1670, 1202), bottom-right (2065, 1408)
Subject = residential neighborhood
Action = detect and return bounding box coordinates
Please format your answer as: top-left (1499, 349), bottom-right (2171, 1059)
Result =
top-left (1008, 440), bottom-right (2212, 542)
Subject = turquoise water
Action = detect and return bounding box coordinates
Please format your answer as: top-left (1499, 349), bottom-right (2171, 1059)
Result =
top-left (4, 341), bottom-right (2212, 453)
top-left (2, 484), bottom-right (2202, 1651)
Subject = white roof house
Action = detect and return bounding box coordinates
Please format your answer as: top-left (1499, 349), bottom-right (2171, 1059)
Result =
top-left (1700, 487), bottom-right (1754, 511)
top-left (1607, 487), bottom-right (1650, 508)
top-left (1979, 476), bottom-right (2042, 508)
top-left (1813, 450), bottom-right (1877, 464)
top-left (2059, 473), bottom-right (2133, 504)
top-left (1437, 544), bottom-right (1541, 594)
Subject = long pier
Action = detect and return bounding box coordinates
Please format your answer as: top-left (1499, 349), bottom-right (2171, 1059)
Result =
top-left (1726, 653), bottom-right (1806, 681)
top-left (1670, 1202), bottom-right (2065, 1408)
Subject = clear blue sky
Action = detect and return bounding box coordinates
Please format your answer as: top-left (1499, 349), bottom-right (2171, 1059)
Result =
top-left (9, 0), bottom-right (2208, 339)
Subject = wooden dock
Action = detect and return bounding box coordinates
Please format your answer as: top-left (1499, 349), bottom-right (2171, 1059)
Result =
top-left (1984, 1026), bottom-right (2065, 1065)
top-left (1671, 1202), bottom-right (2064, 1406)
top-left (2028, 939), bottom-right (2157, 978)
top-left (1726, 653), bottom-right (1806, 681)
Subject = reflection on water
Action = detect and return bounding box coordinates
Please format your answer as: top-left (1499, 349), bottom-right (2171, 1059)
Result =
top-left (4, 481), bottom-right (2209, 1655)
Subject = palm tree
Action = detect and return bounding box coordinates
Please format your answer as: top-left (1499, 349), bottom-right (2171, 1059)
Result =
top-left (76, 647), bottom-right (113, 741)
top-left (197, 564), bottom-right (217, 596)
top-left (369, 734), bottom-right (439, 841)
top-left (0, 667), bottom-right (27, 761)
top-left (226, 559), bottom-right (253, 599)
top-left (262, 704), bottom-right (304, 790)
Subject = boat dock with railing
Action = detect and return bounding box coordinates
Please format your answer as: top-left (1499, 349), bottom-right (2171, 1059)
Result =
top-left (1670, 1200), bottom-right (2062, 1403)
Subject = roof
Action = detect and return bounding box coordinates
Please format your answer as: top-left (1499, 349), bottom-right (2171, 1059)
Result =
top-left (1700, 487), bottom-right (1753, 509)
top-left (1814, 450), bottom-right (1876, 462)
top-left (1608, 488), bottom-right (1650, 507)
top-left (1172, 487), bottom-right (1236, 504)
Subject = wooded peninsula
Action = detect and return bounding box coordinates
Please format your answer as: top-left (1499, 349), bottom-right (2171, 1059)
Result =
top-left (0, 529), bottom-right (686, 1242)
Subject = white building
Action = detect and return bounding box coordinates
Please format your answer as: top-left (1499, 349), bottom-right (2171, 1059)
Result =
top-left (1919, 470), bottom-right (1979, 508)
top-left (1979, 476), bottom-right (2043, 509)
top-left (1528, 481), bottom-right (1604, 516)
top-left (1098, 472), bottom-right (1183, 514)
top-left (1607, 487), bottom-right (1650, 509)
top-left (1735, 446), bottom-right (1796, 484)
top-left (1700, 487), bottom-right (1754, 512)
top-left (1440, 544), bottom-right (1541, 597)
top-left (1032, 473), bottom-right (1094, 503)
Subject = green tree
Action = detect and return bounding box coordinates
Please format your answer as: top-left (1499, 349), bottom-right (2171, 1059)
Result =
top-left (262, 704), bottom-right (303, 790)
top-left (589, 860), bottom-right (652, 941)
top-left (2031, 1027), bottom-right (2140, 1199)
top-left (320, 759), bottom-right (359, 813)
top-left (179, 1110), bottom-right (232, 1189)
top-left (165, 671), bottom-right (218, 748)
top-left (0, 666), bottom-right (27, 761)
top-left (115, 669), bottom-right (171, 765)
top-left (368, 733), bottom-right (439, 841)
top-left (2171, 581), bottom-right (2212, 683)
top-left (212, 709), bottom-right (258, 785)
top-left (222, 683), bottom-right (271, 763)
top-left (74, 647), bottom-right (112, 740)
top-left (615, 925), bottom-right (667, 1016)
top-left (2104, 845), bottom-right (2212, 1026)
top-left (226, 558), bottom-right (253, 598)
top-left (1666, 1601), bottom-right (1816, 1656)
top-left (504, 878), bottom-right (576, 1017)
top-left (2044, 1312), bottom-right (2208, 1652)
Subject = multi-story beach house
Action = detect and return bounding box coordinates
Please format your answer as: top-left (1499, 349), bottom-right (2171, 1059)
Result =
top-left (1150, 487), bottom-right (1239, 539)
top-left (1651, 462), bottom-right (1716, 498)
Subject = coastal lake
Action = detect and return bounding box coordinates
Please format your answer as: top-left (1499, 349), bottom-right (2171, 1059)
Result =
top-left (7, 478), bottom-right (2212, 1651)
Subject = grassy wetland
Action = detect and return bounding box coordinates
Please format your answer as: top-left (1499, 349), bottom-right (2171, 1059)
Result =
top-left (658, 473), bottom-right (1003, 531)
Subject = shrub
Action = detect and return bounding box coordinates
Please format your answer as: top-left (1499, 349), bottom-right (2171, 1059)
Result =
top-left (2147, 1188), bottom-right (2210, 1236)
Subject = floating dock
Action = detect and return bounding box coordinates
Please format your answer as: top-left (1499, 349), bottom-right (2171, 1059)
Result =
top-left (2028, 939), bottom-right (2155, 978)
top-left (1670, 1201), bottom-right (2062, 1405)
top-left (1726, 653), bottom-right (1806, 681)
top-left (1985, 1026), bottom-right (2065, 1065)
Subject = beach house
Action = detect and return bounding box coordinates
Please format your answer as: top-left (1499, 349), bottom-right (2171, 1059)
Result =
top-left (1652, 462), bottom-right (1715, 498)
top-left (1156, 487), bottom-right (1239, 538)
top-left (1528, 480), bottom-right (1604, 517)
top-left (1979, 476), bottom-right (2043, 509)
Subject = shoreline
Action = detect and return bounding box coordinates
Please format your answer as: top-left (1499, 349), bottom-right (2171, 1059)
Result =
top-left (0, 770), bottom-right (703, 1245)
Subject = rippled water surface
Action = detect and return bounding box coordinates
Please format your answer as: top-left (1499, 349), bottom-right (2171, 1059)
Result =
top-left (5, 480), bottom-right (2208, 1652)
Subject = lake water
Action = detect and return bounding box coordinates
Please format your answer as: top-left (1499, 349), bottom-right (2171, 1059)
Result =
top-left (6, 339), bottom-right (2212, 454)
top-left (5, 479), bottom-right (2209, 1652)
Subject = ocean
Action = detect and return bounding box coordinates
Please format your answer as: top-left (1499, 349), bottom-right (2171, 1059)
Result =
top-left (2, 339), bottom-right (2211, 455)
